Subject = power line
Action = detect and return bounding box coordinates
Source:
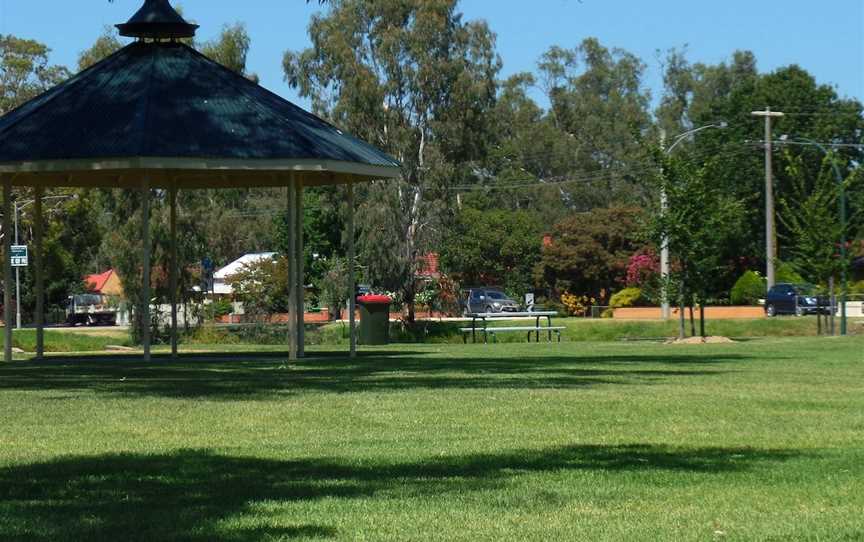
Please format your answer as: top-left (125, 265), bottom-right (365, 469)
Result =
top-left (450, 145), bottom-right (760, 192)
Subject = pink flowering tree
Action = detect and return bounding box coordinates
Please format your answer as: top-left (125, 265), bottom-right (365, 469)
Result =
top-left (625, 249), bottom-right (660, 287)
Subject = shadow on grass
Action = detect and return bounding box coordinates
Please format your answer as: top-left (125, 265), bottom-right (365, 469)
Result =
top-left (0, 444), bottom-right (800, 541)
top-left (0, 349), bottom-right (745, 399)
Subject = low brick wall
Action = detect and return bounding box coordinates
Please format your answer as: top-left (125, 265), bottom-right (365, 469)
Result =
top-left (844, 302), bottom-right (863, 317)
top-left (614, 306), bottom-right (766, 320)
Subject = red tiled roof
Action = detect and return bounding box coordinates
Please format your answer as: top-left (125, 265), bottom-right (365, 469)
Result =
top-left (84, 269), bottom-right (114, 293)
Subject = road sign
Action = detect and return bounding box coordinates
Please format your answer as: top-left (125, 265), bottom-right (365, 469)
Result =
top-left (10, 245), bottom-right (28, 267)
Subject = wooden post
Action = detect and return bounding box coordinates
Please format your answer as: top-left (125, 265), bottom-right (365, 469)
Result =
top-left (34, 186), bottom-right (44, 359)
top-left (295, 178), bottom-right (305, 358)
top-left (141, 180), bottom-right (151, 361)
top-left (347, 182), bottom-right (356, 358)
top-left (3, 178), bottom-right (12, 362)
top-left (287, 180), bottom-right (298, 361)
top-left (169, 184), bottom-right (178, 358)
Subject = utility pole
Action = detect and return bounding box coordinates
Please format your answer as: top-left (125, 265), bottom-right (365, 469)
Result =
top-left (752, 108), bottom-right (784, 289)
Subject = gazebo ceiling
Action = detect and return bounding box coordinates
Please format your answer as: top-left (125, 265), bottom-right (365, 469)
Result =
top-left (0, 1), bottom-right (400, 188)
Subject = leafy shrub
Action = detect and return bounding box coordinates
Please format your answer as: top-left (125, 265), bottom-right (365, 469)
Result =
top-left (730, 271), bottom-right (765, 306)
top-left (203, 298), bottom-right (233, 320)
top-left (560, 292), bottom-right (595, 317)
top-left (849, 280), bottom-right (864, 295)
top-left (608, 287), bottom-right (644, 309)
top-left (776, 262), bottom-right (805, 284)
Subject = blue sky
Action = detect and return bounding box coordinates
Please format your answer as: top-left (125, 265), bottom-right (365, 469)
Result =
top-left (1, 0), bottom-right (862, 111)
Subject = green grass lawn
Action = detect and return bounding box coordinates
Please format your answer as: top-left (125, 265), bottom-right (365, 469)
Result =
top-left (3, 328), bottom-right (132, 353)
top-left (0, 337), bottom-right (862, 540)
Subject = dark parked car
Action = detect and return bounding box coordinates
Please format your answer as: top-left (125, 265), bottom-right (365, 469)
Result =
top-left (461, 288), bottom-right (520, 315)
top-left (765, 283), bottom-right (829, 317)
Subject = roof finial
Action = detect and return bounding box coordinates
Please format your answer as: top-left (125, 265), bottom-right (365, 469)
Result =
top-left (116, 0), bottom-right (199, 40)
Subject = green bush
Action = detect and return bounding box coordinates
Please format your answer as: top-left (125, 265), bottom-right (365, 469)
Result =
top-left (730, 271), bottom-right (765, 305)
top-left (608, 287), bottom-right (644, 309)
top-left (776, 262), bottom-right (806, 284)
top-left (203, 299), bottom-right (233, 320)
top-left (849, 280), bottom-right (864, 295)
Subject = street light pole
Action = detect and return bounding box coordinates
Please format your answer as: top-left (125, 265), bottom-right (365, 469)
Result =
top-left (752, 108), bottom-right (785, 289)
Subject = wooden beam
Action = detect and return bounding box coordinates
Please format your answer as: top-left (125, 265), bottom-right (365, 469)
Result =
top-left (169, 184), bottom-right (178, 358)
top-left (287, 180), bottom-right (298, 361)
top-left (295, 178), bottom-right (305, 358)
top-left (34, 186), bottom-right (44, 359)
top-left (347, 182), bottom-right (356, 358)
top-left (3, 177), bottom-right (12, 362)
top-left (141, 179), bottom-right (151, 361)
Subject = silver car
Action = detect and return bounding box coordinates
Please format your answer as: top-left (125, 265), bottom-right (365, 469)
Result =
top-left (462, 288), bottom-right (520, 315)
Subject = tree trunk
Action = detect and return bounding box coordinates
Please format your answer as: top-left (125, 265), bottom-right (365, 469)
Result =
top-left (688, 304), bottom-right (695, 337)
top-left (407, 299), bottom-right (415, 324)
top-left (699, 303), bottom-right (706, 338)
top-left (678, 280), bottom-right (686, 340)
top-left (829, 276), bottom-right (836, 336)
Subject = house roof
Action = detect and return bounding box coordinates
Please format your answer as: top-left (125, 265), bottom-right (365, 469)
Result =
top-left (213, 252), bottom-right (277, 295)
top-left (84, 269), bottom-right (115, 293)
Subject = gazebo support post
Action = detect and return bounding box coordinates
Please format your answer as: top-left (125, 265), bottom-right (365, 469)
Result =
top-left (286, 180), bottom-right (298, 361)
top-left (347, 182), bottom-right (356, 358)
top-left (3, 177), bottom-right (12, 362)
top-left (34, 187), bottom-right (44, 359)
top-left (141, 179), bottom-right (151, 361)
top-left (169, 184), bottom-right (178, 358)
top-left (295, 178), bottom-right (305, 358)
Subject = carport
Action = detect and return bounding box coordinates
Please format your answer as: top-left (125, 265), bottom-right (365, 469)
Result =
top-left (0, 0), bottom-right (400, 362)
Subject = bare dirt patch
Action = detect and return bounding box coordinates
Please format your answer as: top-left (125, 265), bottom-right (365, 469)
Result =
top-left (666, 336), bottom-right (736, 345)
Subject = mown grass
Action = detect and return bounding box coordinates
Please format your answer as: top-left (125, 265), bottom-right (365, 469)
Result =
top-left (0, 336), bottom-right (862, 540)
top-left (1, 328), bottom-right (132, 353)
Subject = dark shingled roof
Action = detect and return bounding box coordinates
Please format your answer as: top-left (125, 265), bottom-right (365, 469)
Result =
top-left (0, 41), bottom-right (399, 172)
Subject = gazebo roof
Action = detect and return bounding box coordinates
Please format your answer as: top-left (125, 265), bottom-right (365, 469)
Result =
top-left (0, 24), bottom-right (399, 187)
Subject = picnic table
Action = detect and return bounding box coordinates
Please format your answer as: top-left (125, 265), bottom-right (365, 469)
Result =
top-left (461, 311), bottom-right (563, 344)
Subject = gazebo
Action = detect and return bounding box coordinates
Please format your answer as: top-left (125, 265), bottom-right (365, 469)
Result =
top-left (0, 0), bottom-right (400, 362)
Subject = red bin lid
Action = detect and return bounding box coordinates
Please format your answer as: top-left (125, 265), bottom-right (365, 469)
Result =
top-left (356, 294), bottom-right (392, 304)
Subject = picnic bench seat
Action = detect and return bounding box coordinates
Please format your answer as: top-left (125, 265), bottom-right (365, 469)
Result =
top-left (460, 326), bottom-right (565, 344)
top-left (460, 311), bottom-right (563, 344)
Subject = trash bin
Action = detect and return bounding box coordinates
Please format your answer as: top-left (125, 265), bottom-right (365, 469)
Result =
top-left (356, 294), bottom-right (392, 345)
